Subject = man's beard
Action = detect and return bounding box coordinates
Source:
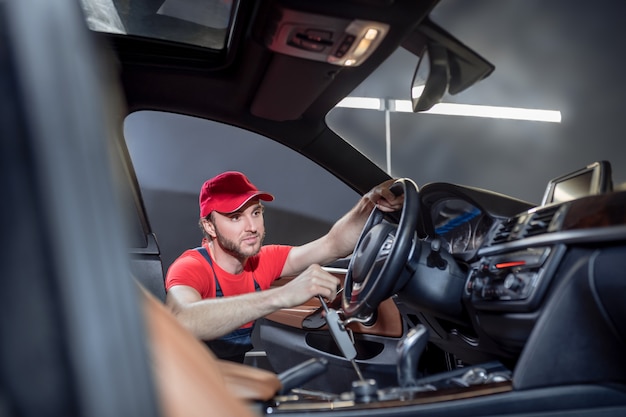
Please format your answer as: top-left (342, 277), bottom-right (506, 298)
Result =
top-left (213, 224), bottom-right (265, 260)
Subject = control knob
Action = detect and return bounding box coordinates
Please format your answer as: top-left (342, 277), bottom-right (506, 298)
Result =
top-left (503, 273), bottom-right (523, 292)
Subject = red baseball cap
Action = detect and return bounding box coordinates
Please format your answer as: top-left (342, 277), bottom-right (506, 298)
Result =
top-left (199, 171), bottom-right (274, 217)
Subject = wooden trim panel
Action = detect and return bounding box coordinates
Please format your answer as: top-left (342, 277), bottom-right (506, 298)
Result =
top-left (266, 269), bottom-right (403, 338)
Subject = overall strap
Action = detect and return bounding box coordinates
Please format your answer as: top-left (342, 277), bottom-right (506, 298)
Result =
top-left (194, 247), bottom-right (260, 297)
top-left (195, 246), bottom-right (213, 266)
top-left (195, 246), bottom-right (223, 297)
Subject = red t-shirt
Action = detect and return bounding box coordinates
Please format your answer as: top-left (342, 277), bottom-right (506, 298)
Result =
top-left (165, 241), bottom-right (292, 299)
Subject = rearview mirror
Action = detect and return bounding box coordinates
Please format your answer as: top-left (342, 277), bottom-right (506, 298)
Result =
top-left (411, 43), bottom-right (450, 112)
top-left (403, 18), bottom-right (494, 113)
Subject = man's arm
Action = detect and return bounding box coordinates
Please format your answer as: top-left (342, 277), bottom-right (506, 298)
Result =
top-left (281, 179), bottom-right (403, 277)
top-left (165, 263), bottom-right (340, 340)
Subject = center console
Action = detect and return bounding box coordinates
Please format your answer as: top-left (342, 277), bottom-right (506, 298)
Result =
top-left (466, 244), bottom-right (566, 312)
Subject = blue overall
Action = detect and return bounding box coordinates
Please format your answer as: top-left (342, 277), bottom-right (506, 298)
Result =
top-left (195, 247), bottom-right (260, 363)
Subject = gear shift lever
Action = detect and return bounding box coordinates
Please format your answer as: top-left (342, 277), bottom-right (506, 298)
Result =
top-left (396, 325), bottom-right (429, 388)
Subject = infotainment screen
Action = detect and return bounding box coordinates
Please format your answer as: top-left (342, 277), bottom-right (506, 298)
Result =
top-left (541, 161), bottom-right (613, 205)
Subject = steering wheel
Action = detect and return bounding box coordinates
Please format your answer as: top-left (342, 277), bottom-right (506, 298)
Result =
top-left (342, 178), bottom-right (420, 318)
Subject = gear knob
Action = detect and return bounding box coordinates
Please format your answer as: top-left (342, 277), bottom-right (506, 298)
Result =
top-left (396, 325), bottom-right (429, 388)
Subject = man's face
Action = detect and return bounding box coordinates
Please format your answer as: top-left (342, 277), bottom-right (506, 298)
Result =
top-left (209, 200), bottom-right (266, 260)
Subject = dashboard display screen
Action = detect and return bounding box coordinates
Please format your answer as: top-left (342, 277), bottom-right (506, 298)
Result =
top-left (551, 170), bottom-right (593, 204)
top-left (541, 161), bottom-right (612, 205)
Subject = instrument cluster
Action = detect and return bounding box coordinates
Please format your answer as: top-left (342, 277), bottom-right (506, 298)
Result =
top-left (430, 198), bottom-right (494, 257)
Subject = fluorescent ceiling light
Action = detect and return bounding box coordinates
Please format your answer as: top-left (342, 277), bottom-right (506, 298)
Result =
top-left (337, 96), bottom-right (382, 110)
top-left (336, 97), bottom-right (562, 123)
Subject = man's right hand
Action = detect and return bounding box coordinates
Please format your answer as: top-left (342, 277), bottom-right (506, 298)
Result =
top-left (277, 264), bottom-right (341, 308)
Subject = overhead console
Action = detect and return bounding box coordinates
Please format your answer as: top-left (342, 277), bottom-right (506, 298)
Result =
top-left (250, 4), bottom-right (391, 121)
top-left (248, 0), bottom-right (437, 121)
top-left (262, 8), bottom-right (389, 67)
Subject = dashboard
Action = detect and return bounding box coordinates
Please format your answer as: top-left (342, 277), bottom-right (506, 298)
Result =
top-left (419, 182), bottom-right (534, 261)
top-left (409, 170), bottom-right (626, 363)
top-left (423, 161), bottom-right (614, 261)
top-left (421, 182), bottom-right (626, 309)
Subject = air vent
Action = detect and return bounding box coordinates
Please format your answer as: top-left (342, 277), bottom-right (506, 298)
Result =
top-left (522, 205), bottom-right (560, 238)
top-left (490, 218), bottom-right (518, 245)
top-left (488, 204), bottom-right (562, 247)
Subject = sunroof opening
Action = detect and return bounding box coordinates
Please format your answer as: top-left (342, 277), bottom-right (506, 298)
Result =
top-left (80, 0), bottom-right (235, 50)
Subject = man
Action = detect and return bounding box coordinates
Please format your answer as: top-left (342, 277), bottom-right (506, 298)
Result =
top-left (165, 171), bottom-right (403, 362)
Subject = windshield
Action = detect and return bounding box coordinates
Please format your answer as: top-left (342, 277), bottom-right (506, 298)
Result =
top-left (80, 0), bottom-right (235, 49)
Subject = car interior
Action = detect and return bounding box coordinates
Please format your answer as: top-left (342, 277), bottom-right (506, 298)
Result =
top-left (2, 0), bottom-right (626, 416)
